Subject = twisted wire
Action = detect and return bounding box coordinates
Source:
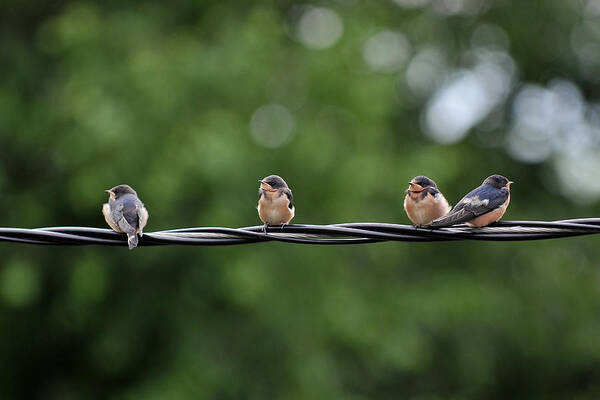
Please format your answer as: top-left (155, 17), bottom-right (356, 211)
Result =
top-left (0, 218), bottom-right (598, 247)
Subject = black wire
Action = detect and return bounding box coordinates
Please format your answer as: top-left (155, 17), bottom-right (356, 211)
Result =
top-left (0, 218), bottom-right (598, 247)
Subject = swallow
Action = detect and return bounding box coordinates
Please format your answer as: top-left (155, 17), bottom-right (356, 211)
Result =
top-left (404, 176), bottom-right (451, 226)
top-left (102, 184), bottom-right (149, 249)
top-left (426, 174), bottom-right (513, 228)
top-left (257, 175), bottom-right (294, 232)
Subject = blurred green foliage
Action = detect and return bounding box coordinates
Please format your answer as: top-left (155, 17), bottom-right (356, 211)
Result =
top-left (1, 0), bottom-right (600, 399)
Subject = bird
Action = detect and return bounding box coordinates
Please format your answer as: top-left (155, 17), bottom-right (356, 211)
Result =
top-left (102, 184), bottom-right (149, 249)
top-left (404, 175), bottom-right (452, 226)
top-left (426, 174), bottom-right (513, 228)
top-left (257, 175), bottom-right (295, 232)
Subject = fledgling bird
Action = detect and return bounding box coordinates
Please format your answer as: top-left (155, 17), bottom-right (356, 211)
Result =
top-left (102, 184), bottom-right (149, 250)
top-left (426, 174), bottom-right (513, 228)
top-left (257, 175), bottom-right (295, 232)
top-left (404, 176), bottom-right (452, 226)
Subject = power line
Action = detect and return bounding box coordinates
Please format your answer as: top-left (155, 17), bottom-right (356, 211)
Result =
top-left (0, 218), bottom-right (598, 247)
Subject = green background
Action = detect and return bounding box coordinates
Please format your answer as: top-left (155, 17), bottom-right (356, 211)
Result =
top-left (2, 0), bottom-right (600, 398)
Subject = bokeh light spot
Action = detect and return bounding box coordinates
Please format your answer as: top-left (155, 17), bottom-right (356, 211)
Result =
top-left (363, 30), bottom-right (411, 73)
top-left (250, 104), bottom-right (296, 148)
top-left (424, 50), bottom-right (514, 144)
top-left (406, 47), bottom-right (447, 98)
top-left (296, 7), bottom-right (344, 50)
top-left (392, 0), bottom-right (431, 8)
top-left (424, 71), bottom-right (486, 144)
top-left (507, 80), bottom-right (599, 163)
top-left (506, 125), bottom-right (553, 164)
top-left (432, 0), bottom-right (486, 16)
top-left (555, 151), bottom-right (600, 203)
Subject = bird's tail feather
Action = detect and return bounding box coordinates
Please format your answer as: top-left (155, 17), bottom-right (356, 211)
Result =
top-left (425, 210), bottom-right (472, 228)
top-left (425, 220), bottom-right (446, 228)
top-left (425, 217), bottom-right (450, 228)
top-left (127, 233), bottom-right (139, 250)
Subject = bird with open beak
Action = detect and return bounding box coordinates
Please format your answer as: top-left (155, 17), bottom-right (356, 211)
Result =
top-left (404, 176), bottom-right (452, 226)
top-left (426, 174), bottom-right (513, 228)
top-left (257, 175), bottom-right (295, 232)
top-left (102, 184), bottom-right (149, 249)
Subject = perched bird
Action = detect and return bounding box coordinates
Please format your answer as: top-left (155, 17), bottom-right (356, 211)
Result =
top-left (257, 175), bottom-right (294, 232)
top-left (427, 174), bottom-right (513, 228)
top-left (404, 176), bottom-right (451, 226)
top-left (102, 184), bottom-right (149, 249)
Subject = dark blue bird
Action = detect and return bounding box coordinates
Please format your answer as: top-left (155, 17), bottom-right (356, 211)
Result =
top-left (426, 174), bottom-right (513, 228)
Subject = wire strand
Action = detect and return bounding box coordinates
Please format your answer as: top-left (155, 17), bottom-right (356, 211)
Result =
top-left (0, 218), bottom-right (598, 247)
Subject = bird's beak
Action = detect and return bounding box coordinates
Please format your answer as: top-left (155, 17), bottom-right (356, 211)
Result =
top-left (105, 190), bottom-right (111, 194)
top-left (259, 180), bottom-right (265, 183)
top-left (260, 180), bottom-right (276, 191)
top-left (408, 182), bottom-right (416, 186)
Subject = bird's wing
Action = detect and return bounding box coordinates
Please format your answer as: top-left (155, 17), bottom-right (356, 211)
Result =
top-left (428, 186), bottom-right (508, 227)
top-left (103, 203), bottom-right (121, 232)
top-left (136, 201), bottom-right (149, 235)
top-left (283, 188), bottom-right (293, 210)
top-left (111, 202), bottom-right (136, 234)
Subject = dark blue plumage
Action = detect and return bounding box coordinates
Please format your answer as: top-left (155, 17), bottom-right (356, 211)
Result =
top-left (112, 194), bottom-right (141, 231)
top-left (427, 174), bottom-right (512, 228)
